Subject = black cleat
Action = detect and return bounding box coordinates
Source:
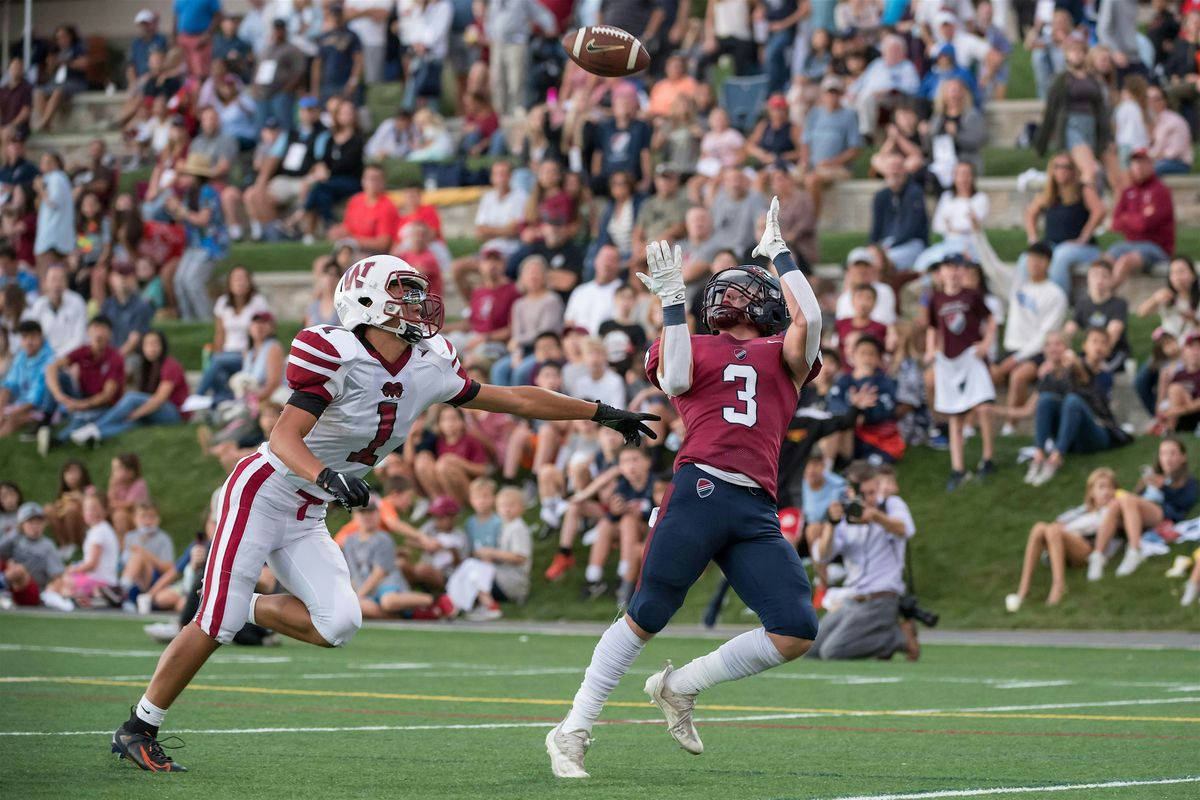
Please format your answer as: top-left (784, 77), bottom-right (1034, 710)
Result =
top-left (112, 724), bottom-right (188, 772)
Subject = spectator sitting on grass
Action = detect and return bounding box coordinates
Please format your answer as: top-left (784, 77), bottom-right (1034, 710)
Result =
top-left (992, 242), bottom-right (1068, 434)
top-left (564, 336), bottom-right (626, 410)
top-left (1160, 332), bottom-right (1200, 436)
top-left (406, 495), bottom-right (467, 594)
top-left (0, 320), bottom-right (53, 438)
top-left (71, 330), bottom-right (188, 446)
top-left (1063, 259), bottom-right (1130, 374)
top-left (441, 486), bottom-right (532, 619)
top-left (0, 482), bottom-right (19, 537)
top-left (1089, 437), bottom-right (1198, 580)
top-left (490, 257), bottom-right (565, 386)
top-left (344, 497), bottom-right (434, 620)
top-left (1146, 84), bottom-right (1193, 177)
top-left (0, 502), bottom-right (65, 607)
top-left (115, 501), bottom-right (175, 607)
top-left (100, 263), bottom-right (154, 365)
top-left (412, 406), bottom-right (492, 507)
top-left (194, 266), bottom-right (270, 405)
top-left (44, 316), bottom-right (125, 447)
top-left (1108, 149), bottom-right (1177, 288)
top-left (1005, 467), bottom-right (1117, 613)
top-left (44, 493), bottom-right (119, 608)
top-left (106, 453), bottom-right (149, 536)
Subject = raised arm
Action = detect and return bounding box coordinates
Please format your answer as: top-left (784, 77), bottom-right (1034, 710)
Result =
top-left (753, 196), bottom-right (821, 382)
top-left (637, 241), bottom-right (692, 396)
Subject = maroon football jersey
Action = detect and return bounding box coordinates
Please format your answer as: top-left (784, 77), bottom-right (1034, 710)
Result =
top-left (647, 332), bottom-right (817, 499)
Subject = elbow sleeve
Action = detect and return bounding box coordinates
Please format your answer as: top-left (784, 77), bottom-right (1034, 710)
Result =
top-left (778, 264), bottom-right (823, 365)
top-left (659, 323), bottom-right (693, 397)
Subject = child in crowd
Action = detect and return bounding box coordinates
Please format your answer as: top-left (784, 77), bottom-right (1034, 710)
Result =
top-left (835, 284), bottom-right (888, 372)
top-left (441, 487), bottom-right (532, 620)
top-left (891, 320), bottom-right (932, 447)
top-left (465, 478), bottom-right (503, 554)
top-left (1064, 259), bottom-right (1130, 373)
top-left (107, 453), bottom-right (150, 536)
top-left (608, 446), bottom-right (654, 608)
top-left (829, 336), bottom-right (904, 464)
top-left (0, 502), bottom-right (66, 607)
top-left (344, 497), bottom-right (433, 619)
top-left (801, 454), bottom-right (846, 590)
top-left (114, 502), bottom-right (175, 609)
top-left (927, 255), bottom-right (997, 491)
top-left (45, 493), bottom-right (119, 608)
top-left (1162, 332), bottom-right (1200, 435)
top-left (544, 427), bottom-right (624, 581)
top-left (1006, 468), bottom-right (1117, 612)
top-left (408, 495), bottom-right (467, 593)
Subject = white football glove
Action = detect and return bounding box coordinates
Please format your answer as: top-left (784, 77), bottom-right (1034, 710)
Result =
top-left (752, 195), bottom-right (789, 261)
top-left (636, 240), bottom-right (686, 307)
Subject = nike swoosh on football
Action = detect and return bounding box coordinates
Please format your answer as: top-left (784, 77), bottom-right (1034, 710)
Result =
top-left (585, 39), bottom-right (625, 53)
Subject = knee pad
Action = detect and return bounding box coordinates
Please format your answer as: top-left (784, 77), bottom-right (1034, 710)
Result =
top-left (313, 597), bottom-right (363, 648)
top-left (627, 582), bottom-right (681, 635)
top-left (762, 600), bottom-right (819, 641)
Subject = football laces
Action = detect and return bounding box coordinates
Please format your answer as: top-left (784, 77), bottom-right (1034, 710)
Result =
top-left (590, 25), bottom-right (633, 41)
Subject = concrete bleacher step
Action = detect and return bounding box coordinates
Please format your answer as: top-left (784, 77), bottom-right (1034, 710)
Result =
top-left (982, 100), bottom-right (1042, 148)
top-left (27, 129), bottom-right (123, 161)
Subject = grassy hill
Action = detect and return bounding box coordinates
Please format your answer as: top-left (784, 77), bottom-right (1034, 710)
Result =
top-left (4, 424), bottom-right (1196, 631)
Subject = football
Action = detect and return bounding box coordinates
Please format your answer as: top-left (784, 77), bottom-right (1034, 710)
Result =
top-left (561, 25), bottom-right (651, 78)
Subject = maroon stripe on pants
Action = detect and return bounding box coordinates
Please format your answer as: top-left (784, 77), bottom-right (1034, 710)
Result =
top-left (195, 454), bottom-right (260, 633)
top-left (635, 480), bottom-right (677, 592)
top-left (206, 461), bottom-right (275, 638)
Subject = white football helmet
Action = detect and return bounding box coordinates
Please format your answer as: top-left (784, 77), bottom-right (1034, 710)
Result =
top-left (334, 254), bottom-right (444, 343)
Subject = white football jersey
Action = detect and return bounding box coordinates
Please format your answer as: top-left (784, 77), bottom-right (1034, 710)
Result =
top-left (259, 325), bottom-right (473, 499)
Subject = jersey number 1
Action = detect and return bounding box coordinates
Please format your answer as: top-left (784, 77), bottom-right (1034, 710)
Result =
top-left (348, 401), bottom-right (398, 465)
top-left (722, 364), bottom-right (758, 427)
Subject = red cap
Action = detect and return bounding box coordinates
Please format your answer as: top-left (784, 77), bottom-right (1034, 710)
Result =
top-left (1185, 332), bottom-right (1200, 347)
top-left (429, 495), bottom-right (461, 517)
top-left (251, 310), bottom-right (275, 323)
top-left (767, 94), bottom-right (788, 110)
top-left (1130, 147), bottom-right (1151, 160)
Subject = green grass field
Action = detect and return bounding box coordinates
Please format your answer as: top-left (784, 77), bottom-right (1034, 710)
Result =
top-left (0, 616), bottom-right (1197, 800)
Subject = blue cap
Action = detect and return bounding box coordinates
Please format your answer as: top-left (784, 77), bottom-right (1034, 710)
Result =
top-left (17, 502), bottom-right (43, 524)
top-left (936, 43), bottom-right (957, 62)
top-left (298, 96), bottom-right (320, 109)
top-left (263, 116), bottom-right (281, 129)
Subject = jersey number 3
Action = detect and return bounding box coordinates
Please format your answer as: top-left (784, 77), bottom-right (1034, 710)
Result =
top-left (348, 401), bottom-right (398, 465)
top-left (722, 364), bottom-right (758, 427)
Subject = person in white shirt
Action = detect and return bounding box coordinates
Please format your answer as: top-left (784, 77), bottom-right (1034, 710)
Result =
top-left (914, 162), bottom-right (989, 272)
top-left (929, 12), bottom-right (993, 74)
top-left (450, 161), bottom-right (529, 298)
top-left (564, 245), bottom-right (624, 336)
top-left (399, 0), bottom-right (453, 111)
top-left (28, 265), bottom-right (87, 356)
top-left (365, 108), bottom-right (415, 161)
top-left (343, 0), bottom-right (393, 84)
top-left (46, 493), bottom-right (120, 603)
top-left (849, 35), bottom-right (920, 138)
top-left (564, 337), bottom-right (626, 410)
top-left (992, 241), bottom-right (1068, 428)
top-left (835, 248), bottom-right (897, 325)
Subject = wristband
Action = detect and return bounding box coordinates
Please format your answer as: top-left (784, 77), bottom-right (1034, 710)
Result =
top-left (772, 250), bottom-right (799, 276)
top-left (662, 303), bottom-right (686, 327)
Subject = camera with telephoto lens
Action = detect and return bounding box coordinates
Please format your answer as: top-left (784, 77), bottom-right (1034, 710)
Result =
top-left (898, 594), bottom-right (939, 627)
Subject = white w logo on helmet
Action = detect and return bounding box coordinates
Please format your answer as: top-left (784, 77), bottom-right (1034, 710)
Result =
top-left (333, 254), bottom-right (445, 343)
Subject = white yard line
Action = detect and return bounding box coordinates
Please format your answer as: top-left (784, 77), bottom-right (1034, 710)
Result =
top-left (815, 776), bottom-right (1200, 800)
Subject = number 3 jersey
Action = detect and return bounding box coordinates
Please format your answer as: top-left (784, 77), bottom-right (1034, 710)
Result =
top-left (260, 325), bottom-right (475, 499)
top-left (646, 332), bottom-right (819, 500)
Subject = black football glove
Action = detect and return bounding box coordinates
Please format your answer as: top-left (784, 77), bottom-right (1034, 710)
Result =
top-left (316, 468), bottom-right (372, 510)
top-left (591, 402), bottom-right (661, 446)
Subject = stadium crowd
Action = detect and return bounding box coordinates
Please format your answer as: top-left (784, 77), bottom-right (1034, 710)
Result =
top-left (3, 0), bottom-right (1200, 645)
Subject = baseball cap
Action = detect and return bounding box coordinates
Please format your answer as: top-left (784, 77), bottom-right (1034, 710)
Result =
top-left (298, 96), bottom-right (320, 109)
top-left (654, 162), bottom-right (679, 178)
top-left (935, 11), bottom-right (958, 27)
top-left (846, 246), bottom-right (873, 266)
top-left (134, 9), bottom-right (156, 25)
top-left (17, 502), bottom-right (44, 525)
top-left (262, 116), bottom-right (281, 130)
top-left (1130, 147), bottom-right (1151, 160)
top-left (767, 94), bottom-right (788, 110)
top-left (251, 310), bottom-right (275, 323)
top-left (481, 246), bottom-right (504, 259)
top-left (1186, 332), bottom-right (1200, 347)
top-left (272, 17), bottom-right (288, 28)
top-left (820, 75), bottom-right (844, 93)
top-left (429, 495), bottom-right (461, 518)
top-left (113, 261), bottom-right (136, 276)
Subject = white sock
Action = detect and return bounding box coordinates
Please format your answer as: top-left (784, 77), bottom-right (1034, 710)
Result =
top-left (585, 564), bottom-right (602, 583)
top-left (562, 618), bottom-right (646, 733)
top-left (667, 627), bottom-right (786, 696)
top-left (136, 694), bottom-right (167, 728)
top-left (247, 592), bottom-right (263, 625)
top-left (616, 560), bottom-right (628, 579)
top-left (250, 220), bottom-right (263, 240)
top-left (228, 223), bottom-right (243, 239)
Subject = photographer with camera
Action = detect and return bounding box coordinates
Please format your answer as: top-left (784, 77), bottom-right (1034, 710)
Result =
top-left (807, 462), bottom-right (922, 662)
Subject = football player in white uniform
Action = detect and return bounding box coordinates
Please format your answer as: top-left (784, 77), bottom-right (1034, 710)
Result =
top-left (112, 255), bottom-right (657, 772)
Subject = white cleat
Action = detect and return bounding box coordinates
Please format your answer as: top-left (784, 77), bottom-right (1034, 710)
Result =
top-left (644, 661), bottom-right (703, 755)
top-left (546, 722), bottom-right (591, 778)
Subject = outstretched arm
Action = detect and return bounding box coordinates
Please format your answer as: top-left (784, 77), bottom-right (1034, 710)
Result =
top-left (753, 196), bottom-right (822, 381)
top-left (464, 384), bottom-right (659, 445)
top-left (638, 241), bottom-right (692, 396)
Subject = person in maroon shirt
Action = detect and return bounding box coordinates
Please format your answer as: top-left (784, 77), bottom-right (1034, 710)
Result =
top-left (550, 200), bottom-right (826, 778)
top-left (43, 316), bottom-right (126, 444)
top-left (64, 330), bottom-right (188, 446)
top-left (926, 256), bottom-right (997, 491)
top-left (834, 284), bottom-right (888, 372)
top-left (0, 57), bottom-right (33, 145)
top-left (1163, 332), bottom-right (1200, 433)
top-left (461, 247), bottom-right (520, 360)
top-left (412, 405), bottom-right (491, 506)
top-left (1108, 149), bottom-right (1177, 287)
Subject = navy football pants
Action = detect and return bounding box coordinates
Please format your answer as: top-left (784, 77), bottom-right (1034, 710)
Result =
top-left (627, 464), bottom-right (819, 640)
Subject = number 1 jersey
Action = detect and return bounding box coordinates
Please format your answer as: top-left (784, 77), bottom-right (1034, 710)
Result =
top-left (262, 325), bottom-right (473, 499)
top-left (646, 332), bottom-right (817, 500)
